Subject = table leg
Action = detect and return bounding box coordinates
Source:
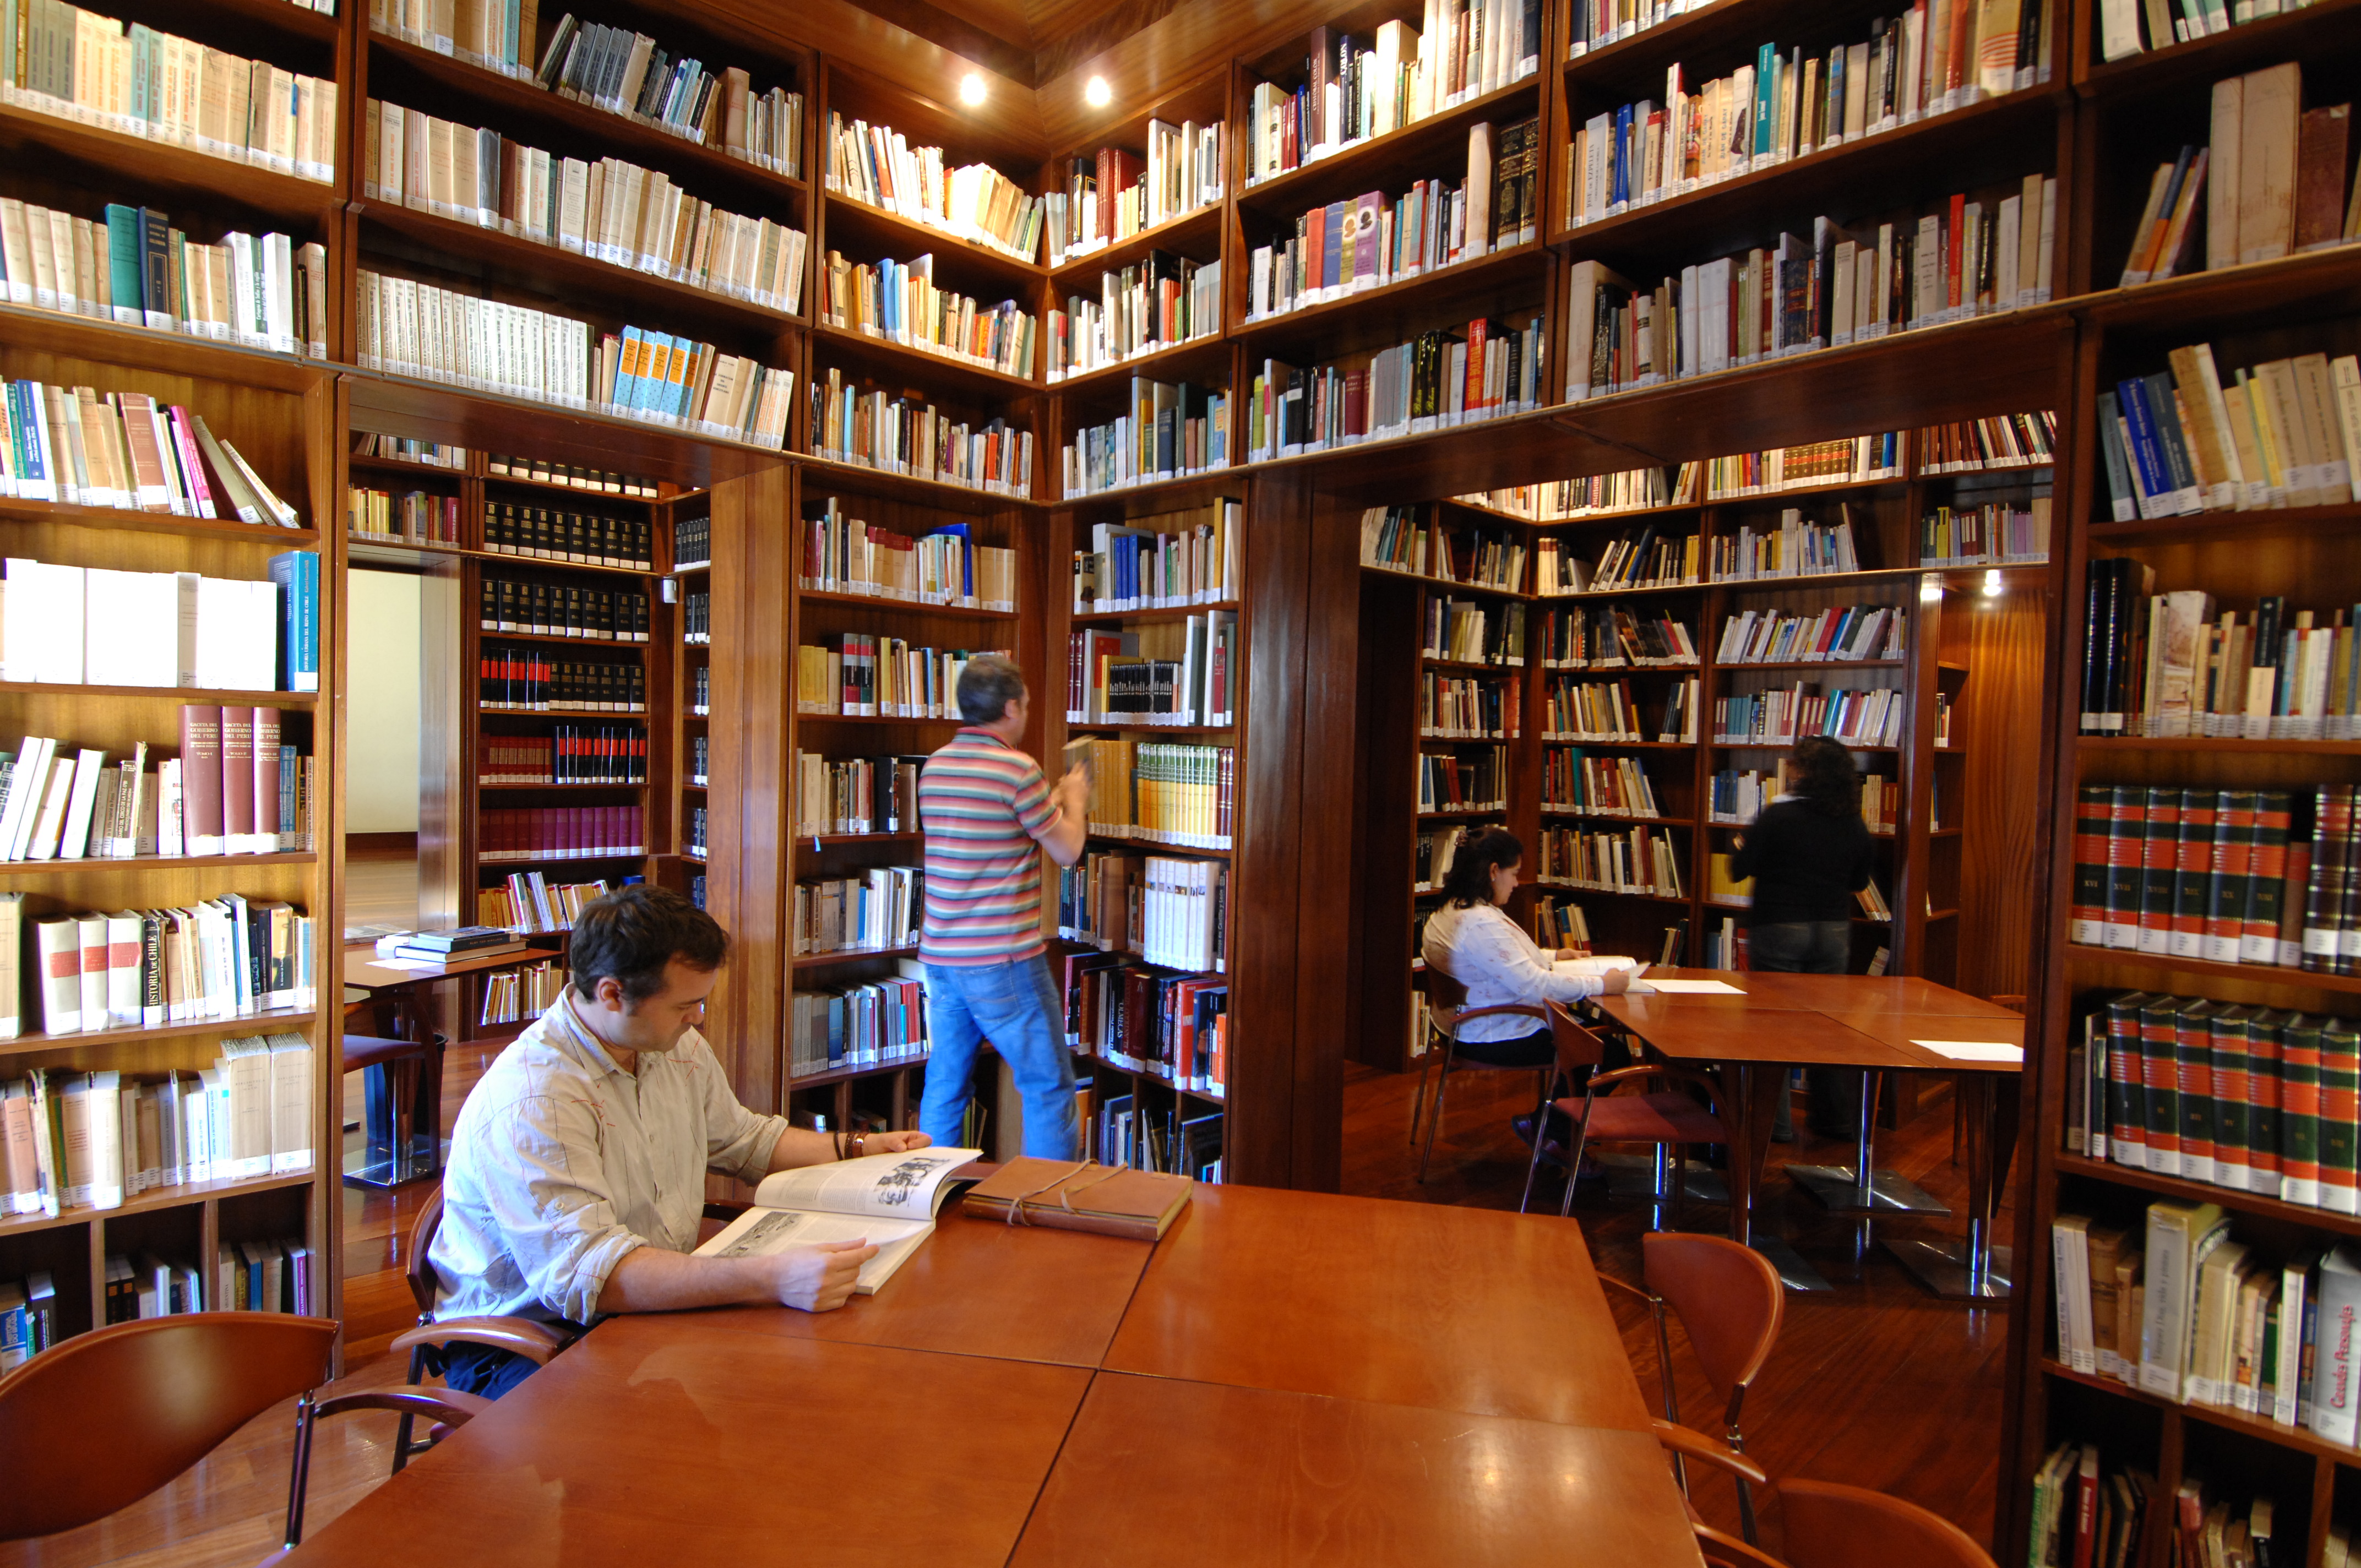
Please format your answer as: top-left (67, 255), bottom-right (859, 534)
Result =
top-left (1785, 1069), bottom-right (1954, 1218)
top-left (1887, 1071), bottom-right (2015, 1300)
top-left (1730, 1062), bottom-right (1832, 1293)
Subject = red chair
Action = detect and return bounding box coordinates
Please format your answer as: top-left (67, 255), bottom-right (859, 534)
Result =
top-left (1408, 965), bottom-right (1552, 1184)
top-left (1522, 1001), bottom-right (1732, 1226)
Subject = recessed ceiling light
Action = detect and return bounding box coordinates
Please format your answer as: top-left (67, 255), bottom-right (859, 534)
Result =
top-left (1086, 76), bottom-right (1112, 107)
top-left (959, 73), bottom-right (987, 106)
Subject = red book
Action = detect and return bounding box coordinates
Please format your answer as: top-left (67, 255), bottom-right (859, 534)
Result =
top-left (252, 706), bottom-right (281, 850)
top-left (220, 707), bottom-right (255, 853)
top-left (1946, 193), bottom-right (1967, 310)
top-left (178, 704), bottom-right (226, 856)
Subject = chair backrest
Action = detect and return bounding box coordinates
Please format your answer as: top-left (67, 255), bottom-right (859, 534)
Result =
top-left (0, 1312), bottom-right (338, 1542)
top-left (1643, 1232), bottom-right (1784, 1429)
top-left (406, 1189), bottom-right (447, 1318)
top-left (1775, 1479), bottom-right (1998, 1568)
top-left (1546, 1000), bottom-right (1611, 1071)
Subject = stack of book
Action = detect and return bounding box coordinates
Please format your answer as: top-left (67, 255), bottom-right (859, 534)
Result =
top-left (792, 868), bottom-right (923, 956)
top-left (1544, 749), bottom-right (1664, 817)
top-left (792, 753), bottom-right (922, 838)
top-left (375, 925), bottom-right (532, 965)
top-left (796, 636), bottom-right (1008, 719)
top-left (479, 962), bottom-right (565, 1026)
top-left (0, 709), bottom-right (314, 865)
top-left (788, 967), bottom-right (932, 1079)
top-left (1061, 380), bottom-right (1230, 496)
top-left (508, 15), bottom-right (802, 172)
top-left (16, 901), bottom-right (315, 1037)
top-left (1243, 314), bottom-right (1546, 458)
top-left (478, 874), bottom-right (612, 934)
top-left (487, 453), bottom-right (659, 497)
top-left (2021, 1441), bottom-right (2161, 1568)
top-left (0, 204), bottom-right (328, 356)
top-left (1043, 123), bottom-right (1226, 265)
top-left (824, 113), bottom-right (1043, 262)
top-left (1420, 673), bottom-right (1519, 738)
top-left (1070, 739), bottom-right (1235, 850)
top-left (803, 505), bottom-right (1015, 611)
top-left (483, 503), bottom-right (657, 569)
top-left (2096, 341), bottom-right (2359, 521)
top-left (1047, 252), bottom-right (1221, 380)
top-left (0, 384), bottom-right (303, 523)
top-left (357, 435), bottom-right (467, 469)
top-left (477, 806), bottom-right (645, 861)
top-left (1918, 499), bottom-right (2052, 566)
top-left (2, 554), bottom-right (317, 692)
top-left (478, 652), bottom-right (649, 715)
top-left (350, 487), bottom-right (461, 545)
top-left (1060, 951), bottom-right (1227, 1095)
top-left (1066, 616), bottom-right (1238, 726)
top-left (1542, 605), bottom-right (1695, 668)
top-left (478, 579), bottom-right (651, 641)
top-left (1074, 504), bottom-right (1240, 611)
top-left (1710, 507), bottom-right (1866, 580)
top-left (1916, 411), bottom-right (2057, 472)
top-left (809, 369), bottom-right (1033, 496)
top-left (1429, 597), bottom-right (1528, 666)
top-left (1537, 524), bottom-right (1700, 593)
top-left (1539, 824), bottom-right (1687, 897)
top-left (1415, 747), bottom-right (1506, 812)
top-left (1716, 604), bottom-right (1907, 663)
top-left (2079, 577), bottom-right (2361, 738)
top-left (820, 251), bottom-right (1033, 375)
top-left (1713, 683), bottom-right (1905, 747)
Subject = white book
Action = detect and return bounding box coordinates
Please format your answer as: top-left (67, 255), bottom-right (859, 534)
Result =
top-left (58, 748), bottom-right (108, 859)
top-left (694, 1147), bottom-right (986, 1294)
top-left (265, 1032), bottom-right (312, 1174)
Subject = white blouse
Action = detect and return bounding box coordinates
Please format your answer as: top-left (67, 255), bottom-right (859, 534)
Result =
top-left (1421, 901), bottom-right (1608, 1042)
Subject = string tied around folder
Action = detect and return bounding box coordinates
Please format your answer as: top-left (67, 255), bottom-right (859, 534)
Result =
top-left (998, 1161), bottom-right (1126, 1225)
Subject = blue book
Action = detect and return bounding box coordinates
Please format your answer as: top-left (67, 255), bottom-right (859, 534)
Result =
top-left (10, 383), bottom-right (52, 501)
top-left (269, 551), bottom-right (319, 692)
top-left (1826, 48), bottom-right (1846, 142)
top-left (1614, 104), bottom-right (1635, 204)
top-left (930, 521), bottom-right (975, 597)
top-left (2093, 390), bottom-right (2137, 522)
top-left (102, 206), bottom-right (144, 326)
top-left (1755, 44), bottom-right (1777, 157)
top-left (631, 331), bottom-right (667, 414)
top-left (2113, 378), bottom-right (2172, 518)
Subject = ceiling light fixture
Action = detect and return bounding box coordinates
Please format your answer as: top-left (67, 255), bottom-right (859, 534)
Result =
top-left (1919, 573), bottom-right (1943, 605)
top-left (1983, 568), bottom-right (2005, 598)
top-left (959, 72), bottom-right (987, 106)
top-left (1086, 75), bottom-right (1112, 108)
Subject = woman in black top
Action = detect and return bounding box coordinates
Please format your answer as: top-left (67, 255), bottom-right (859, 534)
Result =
top-left (1728, 736), bottom-right (1875, 1137)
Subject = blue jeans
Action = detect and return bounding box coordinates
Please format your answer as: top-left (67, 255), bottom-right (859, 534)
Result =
top-left (921, 957), bottom-right (1081, 1158)
top-left (440, 1342), bottom-right (543, 1400)
top-left (1748, 919), bottom-right (1859, 1134)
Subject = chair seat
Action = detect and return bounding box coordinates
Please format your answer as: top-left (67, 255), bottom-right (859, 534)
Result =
top-left (1556, 1091), bottom-right (1726, 1146)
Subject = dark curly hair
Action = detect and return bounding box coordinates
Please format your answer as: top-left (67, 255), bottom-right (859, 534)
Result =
top-left (569, 885), bottom-right (730, 1003)
top-left (1790, 735), bottom-right (1863, 820)
top-left (1440, 827), bottom-right (1524, 908)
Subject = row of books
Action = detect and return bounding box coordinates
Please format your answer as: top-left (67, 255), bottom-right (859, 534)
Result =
top-left (356, 435), bottom-right (467, 470)
top-left (1067, 957), bottom-right (1228, 1099)
top-left (478, 728), bottom-right (649, 786)
top-left (1242, 118), bottom-right (1539, 323)
top-left (364, 101), bottom-right (809, 314)
top-left (1539, 525), bottom-right (1701, 595)
top-left (1455, 434), bottom-right (1906, 521)
top-left (350, 487), bottom-right (460, 545)
top-left (1429, 597), bottom-right (1528, 667)
top-left (1709, 510), bottom-right (1867, 581)
top-left (2068, 785), bottom-right (2361, 971)
top-left (1071, 503), bottom-right (1240, 613)
top-left (1, 1052), bottom-right (314, 1212)
top-left (792, 867), bottom-right (922, 957)
top-left (1542, 605), bottom-right (1687, 669)
top-left (808, 371), bottom-right (1034, 497)
top-left (2081, 574), bottom-right (2361, 738)
top-left (689, 665), bottom-right (709, 715)
top-left (1073, 854), bottom-right (1227, 974)
top-left (795, 636), bottom-right (1005, 720)
top-left (682, 587), bottom-right (709, 645)
top-left (1094, 1095), bottom-right (1225, 1181)
top-left (2, 552), bottom-right (319, 692)
top-left (477, 961), bottom-right (564, 1026)
top-left (1528, 899), bottom-right (1596, 962)
top-left (1919, 499), bottom-right (2052, 567)
top-left (2, 708), bottom-right (312, 866)
top-left (2069, 990), bottom-right (2361, 1209)
top-left (1538, 823), bottom-right (1687, 898)
top-left (477, 805), bottom-right (645, 862)
top-left (1047, 253), bottom-right (1220, 383)
top-left (519, 14), bottom-right (802, 175)
top-left (1362, 509), bottom-right (1529, 591)
top-left (689, 734), bottom-right (708, 787)
top-left (477, 652), bottom-right (648, 714)
top-left (1244, 315), bottom-right (1546, 458)
top-left (1568, 13), bottom-right (2047, 227)
top-left (0, 1272), bottom-right (56, 1366)
top-left (11, 897), bottom-right (316, 1039)
top-left (1919, 411), bottom-right (2058, 472)
top-left (792, 753), bottom-right (920, 839)
top-left (483, 502), bottom-right (659, 570)
top-left (0, 382), bottom-right (297, 523)
top-left (0, 204), bottom-right (326, 358)
top-left (683, 804), bottom-right (708, 858)
top-left (1416, 746), bottom-right (1507, 813)
top-left (1544, 749), bottom-right (1666, 819)
top-left (1567, 179), bottom-right (2058, 400)
top-left (673, 513), bottom-right (710, 570)
top-left (2017, 1443), bottom-right (2164, 1568)
top-left (2098, 0), bottom-right (2335, 55)
top-left (802, 503), bottom-right (1017, 612)
top-left (1414, 824), bottom-right (1474, 890)
top-left (1071, 741), bottom-right (1236, 851)
top-left (479, 577), bottom-right (651, 643)
top-left (1243, 3), bottom-right (1542, 185)
top-left (1544, 677), bottom-right (1652, 742)
top-left (1421, 672), bottom-right (1520, 739)
top-left (788, 970), bottom-right (930, 1079)
top-left (1043, 124), bottom-right (1226, 266)
top-left (824, 113), bottom-right (1043, 264)
top-left (820, 251), bottom-right (1032, 377)
top-left (1713, 683), bottom-right (1907, 747)
top-left (478, 874), bottom-right (613, 934)
top-left (1060, 380), bottom-right (1230, 497)
top-left (487, 452), bottom-right (659, 496)
top-left (0, 6), bottom-right (336, 182)
top-left (1716, 604), bottom-right (1908, 665)
top-left (356, 274), bottom-right (797, 446)
top-left (2097, 342), bottom-right (2361, 521)
top-left (1067, 614), bottom-right (1239, 727)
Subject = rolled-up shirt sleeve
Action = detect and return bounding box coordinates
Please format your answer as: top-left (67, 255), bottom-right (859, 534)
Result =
top-left (689, 1036), bottom-right (795, 1184)
top-left (1463, 908), bottom-right (1604, 1005)
top-left (476, 1094), bottom-right (648, 1325)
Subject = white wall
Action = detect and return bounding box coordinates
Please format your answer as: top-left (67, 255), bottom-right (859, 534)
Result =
top-left (345, 570), bottom-right (422, 834)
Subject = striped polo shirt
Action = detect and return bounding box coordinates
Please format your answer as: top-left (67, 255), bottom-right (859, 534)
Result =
top-left (918, 727), bottom-right (1055, 965)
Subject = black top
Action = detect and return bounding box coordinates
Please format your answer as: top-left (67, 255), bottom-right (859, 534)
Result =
top-left (1728, 798), bottom-right (1873, 927)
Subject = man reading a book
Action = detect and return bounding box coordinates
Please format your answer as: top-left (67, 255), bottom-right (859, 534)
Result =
top-left (917, 652), bottom-right (1090, 1159)
top-left (427, 886), bottom-right (932, 1398)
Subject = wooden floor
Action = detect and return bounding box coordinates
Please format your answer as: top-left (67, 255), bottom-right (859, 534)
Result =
top-left (1, 1039), bottom-right (2008, 1565)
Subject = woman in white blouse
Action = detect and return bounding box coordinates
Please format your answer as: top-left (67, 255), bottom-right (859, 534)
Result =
top-left (1421, 828), bottom-right (1630, 1069)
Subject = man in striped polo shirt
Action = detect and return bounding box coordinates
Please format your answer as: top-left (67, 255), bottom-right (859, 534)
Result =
top-left (917, 652), bottom-right (1088, 1157)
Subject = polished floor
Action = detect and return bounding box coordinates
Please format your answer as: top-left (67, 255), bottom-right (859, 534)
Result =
top-left (0, 1038), bottom-right (2007, 1565)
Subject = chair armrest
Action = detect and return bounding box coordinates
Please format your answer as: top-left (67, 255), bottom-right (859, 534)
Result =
top-left (1450, 1003), bottom-right (1549, 1026)
top-left (1694, 1523), bottom-right (1787, 1567)
top-left (1650, 1419), bottom-right (1770, 1487)
top-left (1596, 1272), bottom-right (1662, 1308)
top-left (1584, 1063), bottom-right (1729, 1107)
top-left (312, 1387), bottom-right (495, 1426)
top-left (392, 1317), bottom-right (572, 1367)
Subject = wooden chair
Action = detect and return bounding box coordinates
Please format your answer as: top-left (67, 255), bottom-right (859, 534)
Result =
top-left (1603, 1234), bottom-right (1785, 1542)
top-left (1408, 965), bottom-right (1552, 1184)
top-left (1522, 1001), bottom-right (1731, 1226)
top-left (1649, 1421), bottom-right (1998, 1568)
top-left (271, 1386), bottom-right (492, 1555)
top-left (0, 1312), bottom-right (340, 1543)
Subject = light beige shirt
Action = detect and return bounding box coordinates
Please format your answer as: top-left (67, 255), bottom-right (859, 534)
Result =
top-left (429, 992), bottom-right (791, 1329)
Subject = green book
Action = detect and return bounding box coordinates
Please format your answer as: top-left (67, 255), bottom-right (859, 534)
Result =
top-left (2174, 999), bottom-right (2222, 1185)
top-left (2103, 990), bottom-right (2153, 1168)
top-left (102, 204), bottom-right (142, 328)
top-left (2320, 1015), bottom-right (2360, 1216)
top-left (2277, 1012), bottom-right (2322, 1207)
top-left (2238, 1007), bottom-right (2284, 1199)
top-left (2140, 994), bottom-right (2183, 1175)
top-left (2207, 1003), bottom-right (2252, 1192)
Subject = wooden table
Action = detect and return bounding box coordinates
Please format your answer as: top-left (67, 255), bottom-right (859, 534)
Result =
top-left (281, 1185), bottom-right (1702, 1567)
top-left (1595, 970), bottom-right (2025, 1299)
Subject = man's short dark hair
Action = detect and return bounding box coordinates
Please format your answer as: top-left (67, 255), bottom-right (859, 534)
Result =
top-left (957, 652), bottom-right (1027, 723)
top-left (569, 885), bottom-right (729, 1004)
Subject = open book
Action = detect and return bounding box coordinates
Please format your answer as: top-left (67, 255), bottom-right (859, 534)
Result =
top-left (1553, 956), bottom-right (1645, 979)
top-left (693, 1146), bottom-right (983, 1293)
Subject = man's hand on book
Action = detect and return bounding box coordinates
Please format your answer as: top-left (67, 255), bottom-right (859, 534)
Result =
top-left (774, 1239), bottom-right (879, 1312)
top-left (1053, 765), bottom-right (1090, 818)
top-left (864, 1129), bottom-right (933, 1155)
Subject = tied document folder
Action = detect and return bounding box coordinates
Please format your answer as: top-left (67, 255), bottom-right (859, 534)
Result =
top-left (694, 1146), bottom-right (983, 1293)
top-left (963, 1157), bottom-right (1193, 1240)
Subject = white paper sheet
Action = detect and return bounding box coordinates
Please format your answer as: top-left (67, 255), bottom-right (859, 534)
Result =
top-left (1627, 978), bottom-right (1745, 994)
top-left (1912, 1039), bottom-right (2023, 1063)
top-left (365, 957), bottom-right (444, 971)
top-left (1552, 956), bottom-right (1645, 978)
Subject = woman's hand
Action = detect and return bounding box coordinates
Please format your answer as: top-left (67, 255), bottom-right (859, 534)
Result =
top-left (1598, 968), bottom-right (1631, 995)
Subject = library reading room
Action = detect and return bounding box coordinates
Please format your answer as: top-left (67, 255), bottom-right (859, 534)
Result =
top-left (0, 0), bottom-right (2356, 1561)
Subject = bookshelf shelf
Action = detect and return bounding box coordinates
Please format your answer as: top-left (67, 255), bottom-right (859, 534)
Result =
top-left (0, 683), bottom-right (317, 706)
top-left (2086, 502), bottom-right (2361, 547)
top-left (1233, 241), bottom-right (1547, 350)
top-left (0, 496), bottom-right (320, 546)
top-left (1070, 601), bottom-right (1241, 626)
top-left (1235, 77), bottom-right (1542, 217)
top-left (796, 454), bottom-right (1033, 513)
top-left (2061, 944), bottom-right (2361, 997)
top-left (792, 945), bottom-right (921, 970)
top-left (476, 782), bottom-right (651, 792)
top-left (347, 371), bottom-right (792, 480)
top-left (1048, 334), bottom-right (1231, 397)
top-left (1048, 204), bottom-right (1223, 285)
top-left (348, 453), bottom-right (469, 480)
top-left (1543, 812), bottom-right (1696, 827)
top-left (1536, 884), bottom-right (1692, 904)
top-left (2072, 0), bottom-right (2361, 100)
top-left (0, 853), bottom-right (316, 876)
top-left (809, 318), bottom-right (1040, 393)
top-left (2074, 737), bottom-right (2361, 755)
top-left (784, 1056), bottom-right (927, 1090)
top-left (1067, 722), bottom-right (1237, 734)
top-left (1543, 737), bottom-right (1696, 750)
top-left (1416, 808), bottom-right (1509, 820)
top-left (1549, 582), bottom-right (1706, 600)
top-left (404, 543), bottom-right (662, 581)
top-left (1712, 740), bottom-right (1900, 752)
top-left (801, 832), bottom-right (922, 845)
top-left (793, 712), bottom-right (965, 727)
top-left (2040, 1358), bottom-right (2357, 1468)
top-left (0, 101), bottom-right (341, 227)
top-left (1715, 659), bottom-right (1910, 672)
top-left (0, 1169), bottom-right (320, 1242)
top-left (1086, 834), bottom-right (1232, 858)
top-left (1366, 564), bottom-right (1537, 600)
top-left (471, 628), bottom-right (652, 649)
top-left (199, 0), bottom-right (344, 44)
top-left (795, 588), bottom-right (1021, 620)
top-left (816, 192), bottom-right (1044, 285)
top-left (0, 303), bottom-right (328, 394)
top-left (2052, 1153), bottom-right (2361, 1240)
top-left (1426, 657), bottom-right (1532, 673)
top-left (0, 1008), bottom-right (322, 1061)
top-left (2070, 245), bottom-right (2361, 334)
